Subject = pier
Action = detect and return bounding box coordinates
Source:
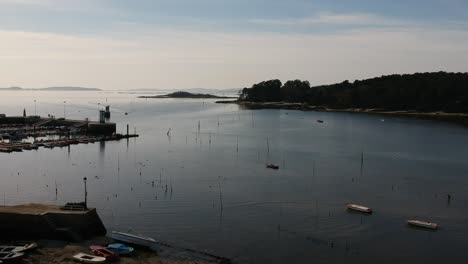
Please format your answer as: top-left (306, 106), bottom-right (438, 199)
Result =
top-left (0, 204), bottom-right (106, 241)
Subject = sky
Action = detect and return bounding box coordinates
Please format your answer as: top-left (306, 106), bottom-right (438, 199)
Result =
top-left (1, 0), bottom-right (468, 90)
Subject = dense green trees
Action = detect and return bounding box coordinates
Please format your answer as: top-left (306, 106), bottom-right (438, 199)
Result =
top-left (240, 79), bottom-right (282, 102)
top-left (240, 72), bottom-right (468, 112)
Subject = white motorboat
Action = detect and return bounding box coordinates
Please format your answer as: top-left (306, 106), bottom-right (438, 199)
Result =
top-left (347, 204), bottom-right (372, 213)
top-left (407, 220), bottom-right (438, 230)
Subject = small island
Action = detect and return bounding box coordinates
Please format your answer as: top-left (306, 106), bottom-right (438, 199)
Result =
top-left (139, 91), bottom-right (236, 99)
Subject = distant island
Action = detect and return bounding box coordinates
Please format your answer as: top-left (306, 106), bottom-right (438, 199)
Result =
top-left (0, 86), bottom-right (101, 91)
top-left (139, 91), bottom-right (236, 99)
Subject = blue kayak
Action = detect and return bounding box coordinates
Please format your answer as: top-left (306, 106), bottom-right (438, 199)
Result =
top-left (107, 243), bottom-right (134, 255)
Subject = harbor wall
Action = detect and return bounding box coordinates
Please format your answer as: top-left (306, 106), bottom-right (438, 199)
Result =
top-left (0, 204), bottom-right (107, 241)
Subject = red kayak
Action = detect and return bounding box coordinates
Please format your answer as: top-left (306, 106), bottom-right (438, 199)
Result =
top-left (89, 245), bottom-right (119, 261)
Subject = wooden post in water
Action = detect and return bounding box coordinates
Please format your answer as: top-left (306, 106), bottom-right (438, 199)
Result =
top-left (313, 160), bottom-right (316, 178)
top-left (251, 112), bottom-right (254, 127)
top-left (266, 137), bottom-right (270, 154)
top-left (360, 151), bottom-right (364, 177)
top-left (282, 153), bottom-right (285, 169)
top-left (218, 177), bottom-right (223, 211)
top-left (83, 177), bottom-right (88, 209)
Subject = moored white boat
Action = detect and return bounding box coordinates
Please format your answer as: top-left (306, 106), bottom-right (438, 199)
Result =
top-left (111, 231), bottom-right (157, 248)
top-left (72, 253), bottom-right (106, 263)
top-left (347, 204), bottom-right (372, 213)
top-left (407, 220), bottom-right (438, 230)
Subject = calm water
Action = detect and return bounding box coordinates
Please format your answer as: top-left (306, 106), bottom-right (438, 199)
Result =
top-left (1, 91), bottom-right (468, 263)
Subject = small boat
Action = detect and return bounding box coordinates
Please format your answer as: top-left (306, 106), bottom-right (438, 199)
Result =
top-left (0, 242), bottom-right (35, 253)
top-left (14, 242), bottom-right (37, 252)
top-left (407, 220), bottom-right (438, 230)
top-left (0, 246), bottom-right (17, 253)
top-left (317, 120), bottom-right (324, 123)
top-left (90, 245), bottom-right (119, 261)
top-left (266, 164), bottom-right (279, 170)
top-left (347, 204), bottom-right (372, 214)
top-left (106, 243), bottom-right (134, 255)
top-left (0, 252), bottom-right (24, 262)
top-left (73, 253), bottom-right (106, 263)
top-left (111, 231), bottom-right (157, 248)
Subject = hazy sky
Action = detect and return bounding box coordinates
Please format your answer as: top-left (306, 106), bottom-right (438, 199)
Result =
top-left (1, 0), bottom-right (468, 90)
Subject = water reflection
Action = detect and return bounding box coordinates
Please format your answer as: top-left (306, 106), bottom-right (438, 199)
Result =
top-left (0, 92), bottom-right (467, 264)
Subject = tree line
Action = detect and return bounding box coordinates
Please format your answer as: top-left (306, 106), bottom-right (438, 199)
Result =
top-left (239, 72), bottom-right (468, 112)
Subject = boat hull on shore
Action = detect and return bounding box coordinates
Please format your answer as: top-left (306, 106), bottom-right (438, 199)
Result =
top-left (111, 231), bottom-right (157, 248)
top-left (107, 243), bottom-right (134, 255)
top-left (0, 252), bottom-right (24, 262)
top-left (73, 253), bottom-right (106, 263)
top-left (90, 245), bottom-right (119, 261)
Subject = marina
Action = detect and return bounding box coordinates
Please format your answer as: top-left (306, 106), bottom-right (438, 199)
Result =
top-left (0, 115), bottom-right (138, 153)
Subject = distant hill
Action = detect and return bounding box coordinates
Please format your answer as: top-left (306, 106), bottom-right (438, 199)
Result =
top-left (139, 91), bottom-right (237, 99)
top-left (0, 87), bottom-right (22, 91)
top-left (0, 86), bottom-right (101, 91)
top-left (125, 88), bottom-right (240, 97)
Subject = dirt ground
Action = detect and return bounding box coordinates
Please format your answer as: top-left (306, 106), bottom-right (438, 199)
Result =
top-left (17, 238), bottom-right (216, 264)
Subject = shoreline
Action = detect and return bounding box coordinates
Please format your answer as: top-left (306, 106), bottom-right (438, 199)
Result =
top-left (20, 237), bottom-right (222, 264)
top-left (0, 204), bottom-right (230, 263)
top-left (216, 100), bottom-right (468, 126)
top-left (139, 96), bottom-right (235, 99)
